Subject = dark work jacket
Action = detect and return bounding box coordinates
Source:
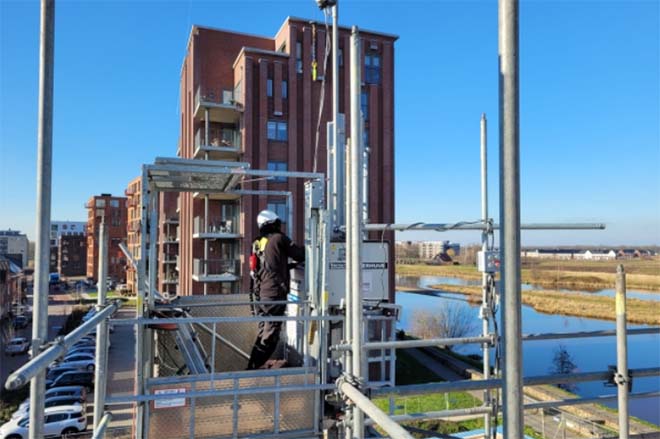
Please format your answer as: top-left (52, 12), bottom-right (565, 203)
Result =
top-left (255, 232), bottom-right (305, 300)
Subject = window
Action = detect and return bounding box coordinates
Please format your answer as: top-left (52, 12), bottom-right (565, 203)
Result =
top-left (267, 79), bottom-right (273, 97)
top-left (338, 48), bottom-right (344, 66)
top-left (267, 161), bottom-right (288, 182)
top-left (365, 53), bottom-right (381, 84)
top-left (110, 200), bottom-right (119, 208)
top-left (62, 224), bottom-right (68, 230)
top-left (46, 413), bottom-right (68, 423)
top-left (296, 42), bottom-right (303, 73)
top-left (282, 80), bottom-right (288, 99)
top-left (363, 128), bottom-right (369, 147)
top-left (267, 200), bottom-right (288, 223)
top-left (361, 91), bottom-right (369, 120)
top-left (267, 121), bottom-right (288, 141)
top-left (51, 225), bottom-right (58, 231)
top-left (95, 199), bottom-right (106, 208)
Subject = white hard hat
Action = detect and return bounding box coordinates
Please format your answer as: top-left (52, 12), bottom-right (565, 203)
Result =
top-left (257, 210), bottom-right (279, 228)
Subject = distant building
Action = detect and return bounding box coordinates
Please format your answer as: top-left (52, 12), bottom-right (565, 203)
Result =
top-left (0, 230), bottom-right (29, 268)
top-left (58, 234), bottom-right (87, 277)
top-left (86, 194), bottom-right (128, 282)
top-left (0, 255), bottom-right (23, 319)
top-left (419, 241), bottom-right (460, 260)
top-left (125, 177), bottom-right (142, 293)
top-left (580, 250), bottom-right (616, 261)
top-left (50, 221), bottom-right (86, 246)
top-left (522, 248), bottom-right (617, 261)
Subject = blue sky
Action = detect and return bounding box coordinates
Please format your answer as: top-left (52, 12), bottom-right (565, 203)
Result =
top-left (1, 0), bottom-right (658, 246)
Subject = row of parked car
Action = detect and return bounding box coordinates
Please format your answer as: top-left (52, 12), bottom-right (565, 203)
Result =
top-left (0, 307), bottom-right (113, 439)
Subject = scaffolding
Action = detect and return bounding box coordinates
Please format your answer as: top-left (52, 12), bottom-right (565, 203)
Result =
top-left (10, 1), bottom-right (660, 439)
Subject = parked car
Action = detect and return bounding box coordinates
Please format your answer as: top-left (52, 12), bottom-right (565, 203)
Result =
top-left (46, 365), bottom-right (82, 383)
top-left (50, 353), bottom-right (95, 371)
top-left (11, 395), bottom-right (85, 420)
top-left (0, 405), bottom-right (87, 439)
top-left (66, 346), bottom-right (95, 357)
top-left (12, 316), bottom-right (28, 330)
top-left (4, 337), bottom-right (30, 356)
top-left (47, 370), bottom-right (94, 390)
top-left (17, 386), bottom-right (87, 414)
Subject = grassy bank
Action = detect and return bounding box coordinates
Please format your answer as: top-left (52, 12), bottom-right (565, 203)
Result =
top-left (426, 283), bottom-right (660, 325)
top-left (397, 258), bottom-right (660, 292)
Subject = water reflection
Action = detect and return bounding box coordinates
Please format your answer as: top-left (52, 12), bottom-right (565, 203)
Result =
top-left (395, 288), bottom-right (660, 425)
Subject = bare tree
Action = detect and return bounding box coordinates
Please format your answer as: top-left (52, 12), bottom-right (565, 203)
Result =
top-left (411, 302), bottom-right (477, 349)
top-left (549, 344), bottom-right (578, 391)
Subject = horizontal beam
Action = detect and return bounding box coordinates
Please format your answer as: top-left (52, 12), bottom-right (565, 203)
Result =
top-left (364, 405), bottom-right (491, 426)
top-left (5, 301), bottom-right (120, 390)
top-left (524, 391), bottom-right (660, 411)
top-left (332, 335), bottom-right (493, 351)
top-left (106, 383), bottom-right (335, 405)
top-left (355, 222), bottom-right (605, 232)
top-left (111, 314), bottom-right (344, 326)
top-left (147, 367), bottom-right (316, 386)
top-left (371, 367), bottom-right (660, 396)
top-left (523, 327), bottom-right (660, 342)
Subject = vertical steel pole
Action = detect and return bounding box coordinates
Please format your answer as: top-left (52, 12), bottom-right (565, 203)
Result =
top-left (480, 113), bottom-right (492, 438)
top-left (204, 108), bottom-right (210, 295)
top-left (616, 264), bottom-right (629, 439)
top-left (135, 172), bottom-right (149, 438)
top-left (349, 26), bottom-right (364, 439)
top-left (93, 221), bottom-right (109, 431)
top-left (29, 1), bottom-right (54, 437)
top-left (332, 4), bottom-right (345, 230)
top-left (498, 0), bottom-right (523, 437)
top-left (344, 137), bottom-right (353, 439)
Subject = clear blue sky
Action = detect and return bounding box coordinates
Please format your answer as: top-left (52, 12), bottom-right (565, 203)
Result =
top-left (1, 0), bottom-right (658, 246)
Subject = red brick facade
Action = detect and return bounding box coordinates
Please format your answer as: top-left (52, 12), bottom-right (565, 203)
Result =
top-left (86, 194), bottom-right (128, 283)
top-left (170, 19), bottom-right (396, 297)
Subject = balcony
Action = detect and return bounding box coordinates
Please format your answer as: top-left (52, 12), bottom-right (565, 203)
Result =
top-left (162, 274), bottom-right (179, 285)
top-left (192, 216), bottom-right (240, 239)
top-left (192, 258), bottom-right (240, 282)
top-left (163, 216), bottom-right (179, 225)
top-left (194, 87), bottom-right (242, 123)
top-left (193, 128), bottom-right (241, 160)
top-left (162, 232), bottom-right (178, 244)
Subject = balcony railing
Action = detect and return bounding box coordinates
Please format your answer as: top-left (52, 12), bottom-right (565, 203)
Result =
top-left (162, 274), bottom-right (179, 284)
top-left (193, 216), bottom-right (238, 236)
top-left (194, 128), bottom-right (241, 150)
top-left (193, 258), bottom-right (240, 278)
top-left (195, 87), bottom-right (237, 107)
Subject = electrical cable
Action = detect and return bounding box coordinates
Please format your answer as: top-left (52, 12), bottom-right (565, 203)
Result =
top-left (312, 9), bottom-right (332, 173)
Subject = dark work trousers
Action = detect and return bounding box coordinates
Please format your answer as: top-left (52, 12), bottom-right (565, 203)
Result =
top-left (247, 303), bottom-right (286, 370)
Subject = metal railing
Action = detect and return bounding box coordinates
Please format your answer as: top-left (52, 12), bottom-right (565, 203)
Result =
top-left (193, 215), bottom-right (238, 235)
top-left (194, 128), bottom-right (241, 150)
top-left (195, 86), bottom-right (237, 107)
top-left (192, 258), bottom-right (240, 277)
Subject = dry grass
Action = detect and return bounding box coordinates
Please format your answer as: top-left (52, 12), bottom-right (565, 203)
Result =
top-left (397, 258), bottom-right (660, 292)
top-left (427, 283), bottom-right (660, 325)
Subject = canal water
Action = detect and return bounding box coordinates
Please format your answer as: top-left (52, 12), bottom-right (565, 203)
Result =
top-left (395, 276), bottom-right (660, 426)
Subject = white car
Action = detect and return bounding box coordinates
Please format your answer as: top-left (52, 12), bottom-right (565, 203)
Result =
top-left (4, 337), bottom-right (30, 356)
top-left (50, 353), bottom-right (95, 371)
top-left (17, 386), bottom-right (87, 414)
top-left (0, 405), bottom-right (87, 438)
top-left (11, 396), bottom-right (85, 420)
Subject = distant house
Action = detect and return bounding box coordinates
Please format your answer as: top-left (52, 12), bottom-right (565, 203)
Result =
top-left (617, 249), bottom-right (646, 259)
top-left (522, 248), bottom-right (579, 260)
top-left (581, 250), bottom-right (616, 261)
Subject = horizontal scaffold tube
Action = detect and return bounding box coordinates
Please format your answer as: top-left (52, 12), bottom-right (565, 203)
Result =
top-left (371, 367), bottom-right (660, 397)
top-left (364, 405), bottom-right (492, 426)
top-left (524, 391), bottom-right (660, 411)
top-left (5, 301), bottom-right (120, 390)
top-left (111, 314), bottom-right (343, 326)
top-left (346, 222), bottom-right (606, 232)
top-left (332, 335), bottom-right (493, 351)
top-left (339, 380), bottom-right (415, 439)
top-left (522, 327), bottom-right (659, 341)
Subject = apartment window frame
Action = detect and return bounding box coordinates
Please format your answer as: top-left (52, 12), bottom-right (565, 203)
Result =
top-left (267, 79), bottom-right (273, 97)
top-left (267, 200), bottom-right (288, 225)
top-left (267, 161), bottom-right (288, 182)
top-left (267, 120), bottom-right (288, 141)
top-left (296, 41), bottom-right (303, 74)
top-left (110, 200), bottom-right (119, 208)
top-left (365, 53), bottom-right (381, 85)
top-left (282, 80), bottom-right (288, 99)
top-left (361, 90), bottom-right (369, 121)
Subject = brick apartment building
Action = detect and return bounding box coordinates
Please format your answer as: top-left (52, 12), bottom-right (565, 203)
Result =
top-left (58, 234), bottom-right (87, 276)
top-left (165, 18), bottom-right (396, 296)
top-left (86, 194), bottom-right (128, 283)
top-left (49, 221), bottom-right (86, 274)
top-left (125, 177), bottom-right (141, 293)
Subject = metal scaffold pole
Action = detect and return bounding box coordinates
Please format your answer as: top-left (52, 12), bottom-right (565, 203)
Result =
top-left (93, 220), bottom-right (109, 431)
top-left (498, 0), bottom-right (523, 436)
top-left (480, 113), bottom-right (493, 438)
top-left (616, 265), bottom-right (630, 439)
top-left (348, 25), bottom-right (364, 439)
top-left (29, 1), bottom-right (55, 437)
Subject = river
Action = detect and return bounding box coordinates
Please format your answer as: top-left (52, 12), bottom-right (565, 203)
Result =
top-left (395, 275), bottom-right (660, 426)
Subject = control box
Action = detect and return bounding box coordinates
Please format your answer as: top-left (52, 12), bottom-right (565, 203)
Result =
top-left (477, 250), bottom-right (500, 273)
top-left (327, 242), bottom-right (390, 305)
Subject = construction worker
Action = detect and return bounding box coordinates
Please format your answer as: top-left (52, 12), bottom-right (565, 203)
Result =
top-left (247, 209), bottom-right (305, 369)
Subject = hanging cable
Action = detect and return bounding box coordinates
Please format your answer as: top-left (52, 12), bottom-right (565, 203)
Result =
top-left (312, 9), bottom-right (332, 173)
